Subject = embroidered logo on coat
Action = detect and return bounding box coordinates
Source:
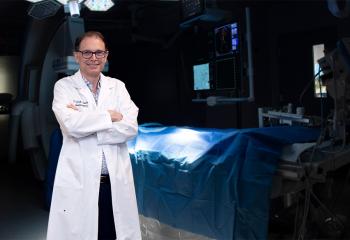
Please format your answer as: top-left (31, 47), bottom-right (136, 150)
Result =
top-left (73, 100), bottom-right (89, 107)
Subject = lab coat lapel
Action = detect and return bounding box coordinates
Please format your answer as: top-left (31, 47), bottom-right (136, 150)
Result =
top-left (71, 71), bottom-right (97, 109)
top-left (97, 74), bottom-right (114, 109)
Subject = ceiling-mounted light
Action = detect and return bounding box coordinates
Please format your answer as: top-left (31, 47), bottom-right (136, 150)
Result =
top-left (68, 0), bottom-right (80, 17)
top-left (27, 0), bottom-right (61, 20)
top-left (25, 0), bottom-right (45, 2)
top-left (55, 0), bottom-right (84, 4)
top-left (84, 0), bottom-right (114, 11)
top-left (57, 0), bottom-right (84, 18)
top-left (26, 0), bottom-right (115, 20)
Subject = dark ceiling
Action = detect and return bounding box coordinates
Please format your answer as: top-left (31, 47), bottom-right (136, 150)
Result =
top-left (0, 0), bottom-right (183, 54)
top-left (0, 0), bottom-right (336, 55)
top-left (0, 1), bottom-right (30, 54)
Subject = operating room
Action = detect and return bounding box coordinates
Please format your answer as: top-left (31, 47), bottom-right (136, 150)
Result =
top-left (2, 0), bottom-right (350, 239)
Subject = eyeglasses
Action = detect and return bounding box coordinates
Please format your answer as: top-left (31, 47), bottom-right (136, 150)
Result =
top-left (77, 50), bottom-right (108, 59)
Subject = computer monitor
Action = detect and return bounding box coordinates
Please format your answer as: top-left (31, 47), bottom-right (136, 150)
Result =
top-left (214, 22), bottom-right (239, 58)
top-left (193, 63), bottom-right (210, 90)
top-left (216, 57), bottom-right (236, 90)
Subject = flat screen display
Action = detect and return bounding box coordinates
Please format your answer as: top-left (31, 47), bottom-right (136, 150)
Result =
top-left (215, 22), bottom-right (239, 57)
top-left (193, 63), bottom-right (210, 90)
top-left (216, 57), bottom-right (236, 90)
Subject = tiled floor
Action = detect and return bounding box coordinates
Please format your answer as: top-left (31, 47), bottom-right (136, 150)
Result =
top-left (0, 160), bottom-right (49, 240)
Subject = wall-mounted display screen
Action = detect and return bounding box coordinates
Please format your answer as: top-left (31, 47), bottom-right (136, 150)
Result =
top-left (216, 57), bottom-right (236, 90)
top-left (193, 63), bottom-right (210, 90)
top-left (215, 22), bottom-right (239, 57)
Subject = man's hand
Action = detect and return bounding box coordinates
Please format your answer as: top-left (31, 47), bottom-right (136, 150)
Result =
top-left (108, 110), bottom-right (123, 122)
top-left (67, 103), bottom-right (78, 111)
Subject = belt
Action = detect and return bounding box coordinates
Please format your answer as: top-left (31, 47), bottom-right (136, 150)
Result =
top-left (100, 175), bottom-right (110, 184)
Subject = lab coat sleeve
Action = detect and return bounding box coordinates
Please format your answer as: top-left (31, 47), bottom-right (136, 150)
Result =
top-left (52, 81), bottom-right (113, 138)
top-left (97, 82), bottom-right (139, 145)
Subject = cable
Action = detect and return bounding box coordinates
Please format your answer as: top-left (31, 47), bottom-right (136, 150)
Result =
top-left (317, 75), bottom-right (325, 129)
top-left (293, 193), bottom-right (301, 240)
top-left (310, 188), bottom-right (345, 228)
top-left (294, 125), bottom-right (327, 239)
top-left (293, 122), bottom-right (348, 239)
top-left (297, 180), bottom-right (311, 240)
top-left (299, 69), bottom-right (321, 109)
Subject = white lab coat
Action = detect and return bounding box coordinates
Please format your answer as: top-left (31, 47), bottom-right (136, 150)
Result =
top-left (47, 71), bottom-right (141, 240)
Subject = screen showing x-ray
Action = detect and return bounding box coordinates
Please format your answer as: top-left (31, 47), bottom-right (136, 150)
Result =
top-left (215, 22), bottom-right (239, 57)
top-left (193, 63), bottom-right (210, 90)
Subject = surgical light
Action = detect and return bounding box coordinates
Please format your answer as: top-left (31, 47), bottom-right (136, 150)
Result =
top-left (68, 0), bottom-right (80, 17)
top-left (84, 0), bottom-right (115, 11)
top-left (58, 0), bottom-right (84, 18)
top-left (27, 0), bottom-right (115, 20)
top-left (28, 0), bottom-right (61, 20)
top-left (26, 0), bottom-right (45, 2)
top-left (55, 0), bottom-right (84, 4)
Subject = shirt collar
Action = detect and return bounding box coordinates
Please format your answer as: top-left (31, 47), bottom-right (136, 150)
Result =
top-left (81, 73), bottom-right (101, 92)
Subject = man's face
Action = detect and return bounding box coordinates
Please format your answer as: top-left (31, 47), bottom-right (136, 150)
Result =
top-left (74, 36), bottom-right (108, 79)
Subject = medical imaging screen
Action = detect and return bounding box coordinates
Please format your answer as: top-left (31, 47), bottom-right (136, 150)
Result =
top-left (215, 22), bottom-right (239, 57)
top-left (193, 63), bottom-right (210, 90)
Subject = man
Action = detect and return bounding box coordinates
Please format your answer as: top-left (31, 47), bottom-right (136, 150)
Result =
top-left (47, 31), bottom-right (141, 240)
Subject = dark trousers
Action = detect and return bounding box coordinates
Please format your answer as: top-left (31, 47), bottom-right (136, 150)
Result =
top-left (98, 177), bottom-right (116, 240)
